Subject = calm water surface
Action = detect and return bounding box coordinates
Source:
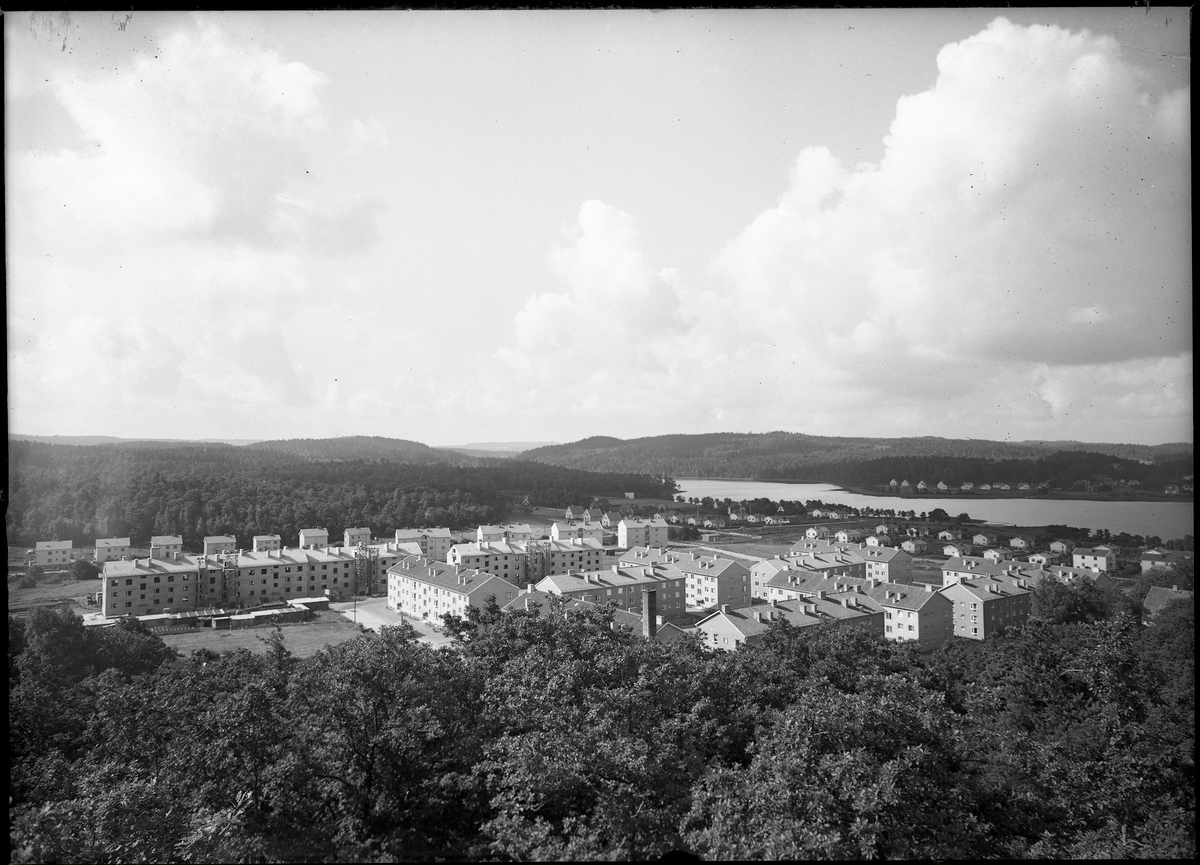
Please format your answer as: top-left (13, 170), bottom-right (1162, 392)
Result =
top-left (676, 479), bottom-right (1194, 540)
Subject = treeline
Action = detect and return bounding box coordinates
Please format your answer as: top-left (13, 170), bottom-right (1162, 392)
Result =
top-left (245, 436), bottom-right (453, 464)
top-left (762, 450), bottom-right (1195, 490)
top-left (9, 565), bottom-right (1194, 861)
top-left (523, 434), bottom-right (1193, 489)
top-left (5, 440), bottom-right (676, 548)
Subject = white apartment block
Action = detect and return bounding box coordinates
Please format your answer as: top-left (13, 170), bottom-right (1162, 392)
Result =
top-left (535, 565), bottom-right (687, 621)
top-left (677, 551), bottom-right (751, 611)
top-left (101, 546), bottom-right (375, 618)
top-left (344, 527), bottom-right (372, 547)
top-left (750, 556), bottom-right (793, 600)
top-left (150, 536), bottom-right (184, 558)
top-left (1072, 546), bottom-right (1116, 573)
top-left (33, 540), bottom-right (79, 568)
top-left (387, 556), bottom-right (520, 622)
top-left (202, 535), bottom-right (237, 555)
top-left (298, 528), bottom-right (329, 549)
top-left (618, 518), bottom-right (669, 549)
top-left (394, 528), bottom-right (454, 562)
top-left (448, 537), bottom-right (605, 585)
top-left (252, 535), bottom-right (282, 552)
top-left (550, 521), bottom-right (606, 542)
top-left (478, 524), bottom-right (536, 543)
top-left (95, 538), bottom-right (132, 563)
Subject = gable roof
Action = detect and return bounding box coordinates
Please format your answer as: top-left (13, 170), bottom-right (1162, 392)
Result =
top-left (1143, 585), bottom-right (1194, 617)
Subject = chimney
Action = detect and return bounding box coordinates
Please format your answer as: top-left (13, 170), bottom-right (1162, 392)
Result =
top-left (817, 590), bottom-right (826, 599)
top-left (720, 603), bottom-right (730, 614)
top-left (925, 583), bottom-right (933, 592)
top-left (642, 589), bottom-right (658, 640)
top-left (770, 598), bottom-right (778, 608)
top-left (526, 583), bottom-right (535, 594)
top-left (841, 597), bottom-right (850, 607)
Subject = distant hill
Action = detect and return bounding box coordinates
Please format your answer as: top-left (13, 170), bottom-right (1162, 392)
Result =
top-left (521, 432), bottom-right (1194, 486)
top-left (248, 436), bottom-right (459, 464)
top-left (10, 434), bottom-right (261, 446)
top-left (448, 441), bottom-right (560, 451)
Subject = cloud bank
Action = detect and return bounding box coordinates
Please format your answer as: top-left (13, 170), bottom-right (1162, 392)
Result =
top-left (504, 18), bottom-right (1191, 443)
top-left (8, 19), bottom-right (387, 433)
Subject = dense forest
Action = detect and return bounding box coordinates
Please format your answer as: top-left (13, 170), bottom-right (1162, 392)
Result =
top-left (522, 433), bottom-right (1194, 490)
top-left (9, 564), bottom-right (1194, 862)
top-left (245, 436), bottom-right (454, 465)
top-left (5, 440), bottom-right (676, 548)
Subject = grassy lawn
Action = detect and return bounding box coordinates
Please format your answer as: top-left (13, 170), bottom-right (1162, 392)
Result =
top-left (159, 611), bottom-right (370, 658)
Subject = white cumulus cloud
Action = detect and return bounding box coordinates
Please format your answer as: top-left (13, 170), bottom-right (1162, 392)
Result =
top-left (502, 17), bottom-right (1191, 443)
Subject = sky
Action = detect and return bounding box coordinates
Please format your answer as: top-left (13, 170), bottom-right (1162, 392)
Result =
top-left (6, 9), bottom-right (1192, 447)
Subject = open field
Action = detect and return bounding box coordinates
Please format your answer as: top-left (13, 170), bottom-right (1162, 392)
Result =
top-left (160, 611), bottom-right (369, 658)
top-left (8, 577), bottom-right (102, 612)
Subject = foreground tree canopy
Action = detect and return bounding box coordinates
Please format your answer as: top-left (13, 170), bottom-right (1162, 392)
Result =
top-left (9, 575), bottom-right (1195, 862)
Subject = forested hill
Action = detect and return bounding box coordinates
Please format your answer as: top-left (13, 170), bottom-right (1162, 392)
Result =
top-left (6, 439), bottom-right (675, 547)
top-left (521, 432), bottom-right (1193, 487)
top-left (248, 435), bottom-right (456, 464)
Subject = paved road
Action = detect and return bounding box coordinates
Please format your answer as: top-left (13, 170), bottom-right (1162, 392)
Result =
top-left (329, 598), bottom-right (456, 648)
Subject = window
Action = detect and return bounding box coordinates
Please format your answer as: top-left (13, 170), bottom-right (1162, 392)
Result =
top-left (111, 580), bottom-right (118, 587)
top-left (140, 583), bottom-right (147, 589)
top-left (125, 578), bottom-right (133, 586)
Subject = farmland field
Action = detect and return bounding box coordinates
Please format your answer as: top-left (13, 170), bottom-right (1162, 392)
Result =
top-left (159, 611), bottom-right (370, 658)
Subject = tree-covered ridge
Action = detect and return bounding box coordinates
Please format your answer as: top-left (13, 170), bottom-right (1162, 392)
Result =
top-left (247, 436), bottom-right (457, 464)
top-left (521, 432), bottom-right (1194, 488)
top-left (6, 440), bottom-right (676, 548)
top-left (9, 565), bottom-right (1195, 862)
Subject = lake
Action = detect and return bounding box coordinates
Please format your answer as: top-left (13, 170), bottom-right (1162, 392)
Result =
top-left (675, 478), bottom-right (1194, 540)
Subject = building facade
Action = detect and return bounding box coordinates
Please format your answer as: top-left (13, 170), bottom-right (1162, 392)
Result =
top-left (95, 538), bottom-right (132, 564)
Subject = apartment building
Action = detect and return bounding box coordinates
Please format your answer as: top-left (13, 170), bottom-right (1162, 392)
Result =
top-left (940, 577), bottom-right (1032, 640)
top-left (33, 540), bottom-right (79, 568)
top-left (150, 535), bottom-right (184, 558)
top-left (298, 528), bottom-right (329, 549)
top-left (343, 527), bottom-right (372, 547)
top-left (549, 521), bottom-right (606, 542)
top-left (619, 546), bottom-right (681, 568)
top-left (386, 555), bottom-right (519, 621)
top-left (787, 540), bottom-right (912, 584)
top-left (535, 564), bottom-right (686, 621)
top-left (866, 581), bottom-right (953, 651)
top-left (765, 570), bottom-right (871, 604)
top-left (941, 556), bottom-right (1015, 587)
top-left (750, 556), bottom-right (793, 600)
top-left (478, 524), bottom-right (536, 543)
top-left (95, 537), bottom-right (132, 564)
top-left (100, 546), bottom-right (371, 618)
top-left (394, 528), bottom-right (454, 562)
top-left (1140, 549), bottom-right (1194, 572)
top-left (617, 517), bottom-right (669, 548)
top-left (252, 535), bottom-right (282, 552)
top-left (676, 551), bottom-right (751, 611)
top-left (1072, 546), bottom-right (1117, 573)
top-left (448, 537), bottom-right (605, 584)
top-left (202, 535), bottom-right (237, 555)
top-left (695, 594), bottom-right (884, 651)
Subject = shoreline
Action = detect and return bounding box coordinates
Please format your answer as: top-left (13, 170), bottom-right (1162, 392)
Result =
top-left (673, 477), bottom-right (1192, 505)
